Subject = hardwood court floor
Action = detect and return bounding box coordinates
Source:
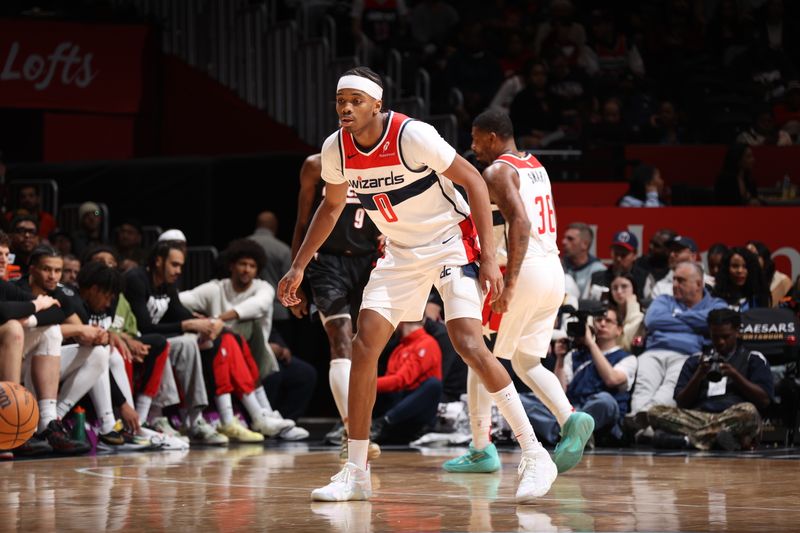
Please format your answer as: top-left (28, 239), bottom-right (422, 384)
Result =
top-left (1, 444), bottom-right (798, 532)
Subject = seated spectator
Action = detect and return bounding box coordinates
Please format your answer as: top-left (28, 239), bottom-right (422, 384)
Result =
top-left (736, 107), bottom-right (793, 146)
top-left (48, 229), bottom-right (74, 257)
top-left (706, 243), bottom-right (729, 279)
top-left (370, 320), bottom-right (443, 444)
top-left (746, 240), bottom-right (793, 306)
top-left (773, 80), bottom-right (800, 142)
top-left (0, 231), bottom-right (61, 385)
top-left (642, 100), bottom-right (688, 145)
top-left (713, 247), bottom-right (771, 310)
top-left (714, 144), bottom-right (762, 206)
top-left (634, 228), bottom-right (676, 286)
top-left (586, 98), bottom-right (631, 149)
top-left (248, 211), bottom-right (292, 326)
top-left (618, 165), bottom-right (666, 207)
top-left (606, 273), bottom-right (645, 352)
top-left (587, 230), bottom-right (649, 300)
top-left (651, 235), bottom-right (715, 298)
top-left (509, 60), bottom-right (560, 149)
top-left (629, 262), bottom-right (728, 419)
top-left (264, 329), bottom-right (316, 424)
top-left (535, 0), bottom-right (587, 59)
top-left (81, 252), bottom-right (183, 448)
top-left (648, 309), bottom-right (773, 450)
top-left (9, 215), bottom-right (40, 277)
top-left (71, 202), bottom-right (106, 257)
top-left (124, 241), bottom-right (228, 446)
top-left (113, 219), bottom-right (147, 272)
top-left (561, 222), bottom-right (606, 298)
top-left (582, 9), bottom-right (645, 83)
top-left (525, 307), bottom-right (636, 444)
top-left (179, 238), bottom-right (309, 440)
top-left (17, 245), bottom-right (111, 456)
top-left (61, 254), bottom-right (80, 288)
top-left (4, 185), bottom-right (56, 239)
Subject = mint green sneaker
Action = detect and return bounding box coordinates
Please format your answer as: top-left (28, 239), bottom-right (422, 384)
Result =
top-left (553, 412), bottom-right (595, 473)
top-left (442, 442), bottom-right (501, 473)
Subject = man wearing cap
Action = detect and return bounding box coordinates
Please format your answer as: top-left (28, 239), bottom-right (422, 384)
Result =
top-left (650, 234), bottom-right (714, 298)
top-left (71, 201), bottom-right (105, 257)
top-left (281, 67), bottom-right (551, 503)
top-left (587, 229), bottom-right (649, 301)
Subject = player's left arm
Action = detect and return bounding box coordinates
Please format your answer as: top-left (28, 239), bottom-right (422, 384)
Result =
top-left (443, 155), bottom-right (503, 301)
top-left (482, 162), bottom-right (530, 312)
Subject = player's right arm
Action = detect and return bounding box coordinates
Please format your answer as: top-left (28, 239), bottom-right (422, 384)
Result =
top-left (291, 154), bottom-right (323, 259)
top-left (482, 162), bottom-right (530, 314)
top-left (280, 141), bottom-right (348, 308)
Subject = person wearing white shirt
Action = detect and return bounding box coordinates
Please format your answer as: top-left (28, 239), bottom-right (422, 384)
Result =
top-left (180, 239), bottom-right (313, 440)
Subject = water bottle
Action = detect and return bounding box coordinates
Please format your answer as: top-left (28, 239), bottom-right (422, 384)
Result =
top-left (782, 174), bottom-right (791, 200)
top-left (70, 406), bottom-right (87, 442)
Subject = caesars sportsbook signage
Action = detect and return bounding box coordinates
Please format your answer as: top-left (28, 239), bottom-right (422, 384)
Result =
top-left (557, 207), bottom-right (800, 281)
top-left (0, 19), bottom-right (150, 113)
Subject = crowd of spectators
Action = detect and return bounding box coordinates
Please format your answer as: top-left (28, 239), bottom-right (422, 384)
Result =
top-left (552, 221), bottom-right (797, 450)
top-left (0, 196), bottom-right (321, 459)
top-left (330, 0), bottom-right (800, 151)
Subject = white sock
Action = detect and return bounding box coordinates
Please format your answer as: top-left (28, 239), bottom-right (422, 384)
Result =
top-left (254, 386), bottom-right (273, 412)
top-left (348, 439), bottom-right (369, 470)
top-left (38, 399), bottom-right (58, 432)
top-left (329, 359), bottom-right (351, 425)
top-left (99, 410), bottom-right (117, 434)
top-left (241, 391), bottom-right (268, 422)
top-left (467, 367), bottom-right (493, 449)
top-left (526, 363), bottom-right (574, 426)
top-left (56, 399), bottom-right (75, 419)
top-left (88, 369), bottom-right (117, 434)
top-left (215, 394), bottom-right (235, 426)
top-left (489, 382), bottom-right (540, 454)
top-left (136, 395), bottom-right (153, 424)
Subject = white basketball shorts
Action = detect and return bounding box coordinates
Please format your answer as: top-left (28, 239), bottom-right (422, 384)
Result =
top-left (360, 234), bottom-right (482, 328)
top-left (492, 254), bottom-right (565, 360)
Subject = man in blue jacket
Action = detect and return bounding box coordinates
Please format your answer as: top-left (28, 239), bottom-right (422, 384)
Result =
top-left (629, 262), bottom-right (727, 418)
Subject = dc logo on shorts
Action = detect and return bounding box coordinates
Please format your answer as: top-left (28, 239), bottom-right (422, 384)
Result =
top-left (439, 266), bottom-right (452, 279)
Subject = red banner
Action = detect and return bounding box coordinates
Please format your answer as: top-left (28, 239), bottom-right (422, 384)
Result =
top-left (556, 207), bottom-right (800, 282)
top-left (0, 19), bottom-right (150, 113)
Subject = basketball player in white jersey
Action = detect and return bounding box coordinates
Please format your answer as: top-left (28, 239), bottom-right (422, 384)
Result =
top-left (279, 67), bottom-right (557, 503)
top-left (443, 109), bottom-right (594, 476)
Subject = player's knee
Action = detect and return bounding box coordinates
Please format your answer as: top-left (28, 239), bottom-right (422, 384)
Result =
top-left (86, 345), bottom-right (111, 375)
top-left (0, 320), bottom-right (25, 345)
top-left (450, 334), bottom-right (485, 360)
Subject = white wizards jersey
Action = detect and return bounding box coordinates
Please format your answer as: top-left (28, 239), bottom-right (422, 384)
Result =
top-left (490, 152), bottom-right (559, 266)
top-left (320, 111), bottom-right (479, 260)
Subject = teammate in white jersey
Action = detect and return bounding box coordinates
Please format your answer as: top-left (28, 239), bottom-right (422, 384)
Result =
top-left (443, 109), bottom-right (594, 476)
top-left (279, 67), bottom-right (557, 503)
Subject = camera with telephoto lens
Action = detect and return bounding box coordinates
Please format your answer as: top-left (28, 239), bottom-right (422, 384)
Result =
top-left (702, 346), bottom-right (725, 382)
top-left (560, 301), bottom-right (607, 345)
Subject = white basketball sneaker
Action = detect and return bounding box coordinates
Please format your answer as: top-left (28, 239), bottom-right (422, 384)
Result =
top-left (515, 447), bottom-right (558, 503)
top-left (311, 462), bottom-right (372, 502)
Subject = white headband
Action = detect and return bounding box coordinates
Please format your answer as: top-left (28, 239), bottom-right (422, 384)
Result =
top-left (337, 75), bottom-right (383, 101)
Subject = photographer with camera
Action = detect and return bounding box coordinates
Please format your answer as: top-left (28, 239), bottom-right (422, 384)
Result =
top-left (647, 308), bottom-right (773, 450)
top-left (524, 307), bottom-right (636, 444)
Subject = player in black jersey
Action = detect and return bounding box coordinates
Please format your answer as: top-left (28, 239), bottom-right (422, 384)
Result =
top-left (290, 153), bottom-right (382, 460)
